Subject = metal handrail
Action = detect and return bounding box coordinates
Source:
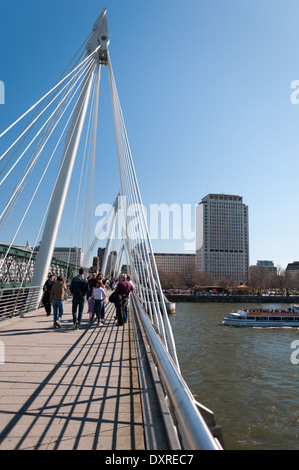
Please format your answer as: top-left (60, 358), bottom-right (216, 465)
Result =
top-left (0, 286), bottom-right (223, 449)
top-left (0, 286), bottom-right (43, 320)
top-left (133, 293), bottom-right (223, 450)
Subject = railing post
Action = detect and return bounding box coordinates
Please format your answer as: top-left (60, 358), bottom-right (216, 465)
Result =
top-left (22, 287), bottom-right (40, 317)
top-left (12, 288), bottom-right (21, 318)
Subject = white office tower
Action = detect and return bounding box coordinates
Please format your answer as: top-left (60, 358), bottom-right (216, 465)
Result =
top-left (196, 194), bottom-right (249, 284)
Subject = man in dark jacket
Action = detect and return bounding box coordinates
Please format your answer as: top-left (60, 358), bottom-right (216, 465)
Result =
top-left (114, 275), bottom-right (134, 326)
top-left (42, 274), bottom-right (54, 316)
top-left (70, 268), bottom-right (89, 329)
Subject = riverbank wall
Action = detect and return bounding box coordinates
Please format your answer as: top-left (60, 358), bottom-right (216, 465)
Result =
top-left (165, 295), bottom-right (299, 304)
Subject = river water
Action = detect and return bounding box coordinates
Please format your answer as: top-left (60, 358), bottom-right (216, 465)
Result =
top-left (168, 302), bottom-right (299, 450)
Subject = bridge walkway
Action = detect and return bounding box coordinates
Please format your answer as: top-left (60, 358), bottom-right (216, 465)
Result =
top-left (0, 299), bottom-right (169, 450)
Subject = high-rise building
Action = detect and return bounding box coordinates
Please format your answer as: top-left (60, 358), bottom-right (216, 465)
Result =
top-left (97, 247), bottom-right (106, 270)
top-left (106, 251), bottom-right (117, 277)
top-left (195, 193), bottom-right (249, 284)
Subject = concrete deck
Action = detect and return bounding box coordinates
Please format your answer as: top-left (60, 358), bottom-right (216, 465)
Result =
top-left (0, 300), bottom-right (146, 450)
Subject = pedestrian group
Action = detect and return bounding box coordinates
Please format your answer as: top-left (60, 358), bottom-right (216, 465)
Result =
top-left (42, 268), bottom-right (134, 330)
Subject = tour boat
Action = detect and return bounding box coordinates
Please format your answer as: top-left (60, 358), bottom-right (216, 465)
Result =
top-left (222, 305), bottom-right (299, 327)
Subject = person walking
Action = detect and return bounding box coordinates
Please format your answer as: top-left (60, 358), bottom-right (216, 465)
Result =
top-left (87, 294), bottom-right (95, 322)
top-left (42, 274), bottom-right (54, 316)
top-left (91, 281), bottom-right (106, 326)
top-left (50, 275), bottom-right (68, 328)
top-left (123, 274), bottom-right (134, 323)
top-left (70, 268), bottom-right (89, 329)
top-left (114, 274), bottom-right (134, 326)
top-left (88, 273), bottom-right (97, 294)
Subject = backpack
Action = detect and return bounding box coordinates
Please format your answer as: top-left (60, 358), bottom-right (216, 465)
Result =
top-left (73, 287), bottom-right (82, 297)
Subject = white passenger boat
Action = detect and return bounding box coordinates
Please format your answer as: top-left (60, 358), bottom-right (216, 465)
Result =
top-left (222, 305), bottom-right (299, 327)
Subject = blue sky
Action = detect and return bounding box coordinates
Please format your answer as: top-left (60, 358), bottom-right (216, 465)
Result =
top-left (1, 0), bottom-right (299, 269)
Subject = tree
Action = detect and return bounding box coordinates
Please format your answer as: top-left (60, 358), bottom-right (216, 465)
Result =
top-left (218, 275), bottom-right (237, 292)
top-left (180, 266), bottom-right (196, 288)
top-left (248, 266), bottom-right (269, 293)
top-left (195, 271), bottom-right (215, 287)
top-left (158, 270), bottom-right (182, 289)
top-left (272, 266), bottom-right (292, 295)
top-left (292, 272), bottom-right (299, 291)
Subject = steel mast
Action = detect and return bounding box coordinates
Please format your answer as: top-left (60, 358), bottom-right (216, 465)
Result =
top-left (31, 9), bottom-right (110, 303)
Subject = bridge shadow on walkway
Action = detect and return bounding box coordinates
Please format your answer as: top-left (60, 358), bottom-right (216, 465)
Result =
top-left (0, 300), bottom-right (145, 450)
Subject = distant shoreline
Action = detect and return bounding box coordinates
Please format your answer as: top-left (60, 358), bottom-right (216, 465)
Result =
top-left (165, 294), bottom-right (299, 304)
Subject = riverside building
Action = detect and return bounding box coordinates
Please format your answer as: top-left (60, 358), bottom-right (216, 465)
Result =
top-left (52, 247), bottom-right (83, 267)
top-left (153, 252), bottom-right (195, 278)
top-left (195, 194), bottom-right (249, 284)
top-left (286, 261), bottom-right (299, 281)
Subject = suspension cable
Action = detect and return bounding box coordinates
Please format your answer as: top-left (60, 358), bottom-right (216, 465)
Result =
top-left (0, 56), bottom-right (95, 183)
top-left (66, 67), bottom-right (97, 271)
top-left (0, 59), bottom-right (96, 231)
top-left (0, 44), bottom-right (102, 140)
top-left (2, 61), bottom-right (96, 269)
top-left (107, 53), bottom-right (180, 369)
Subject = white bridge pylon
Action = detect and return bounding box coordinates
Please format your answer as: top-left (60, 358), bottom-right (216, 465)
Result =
top-left (0, 9), bottom-right (179, 367)
top-left (31, 9), bottom-right (110, 296)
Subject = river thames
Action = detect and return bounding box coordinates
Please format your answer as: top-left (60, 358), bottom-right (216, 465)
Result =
top-left (169, 302), bottom-right (299, 450)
